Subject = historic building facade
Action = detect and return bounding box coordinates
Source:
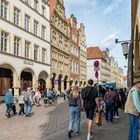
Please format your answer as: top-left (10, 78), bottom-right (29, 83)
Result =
top-left (87, 47), bottom-right (107, 83)
top-left (67, 15), bottom-right (80, 87)
top-left (78, 23), bottom-right (87, 87)
top-left (130, 0), bottom-right (140, 86)
top-left (110, 57), bottom-right (123, 87)
top-left (87, 47), bottom-right (124, 87)
top-left (0, 0), bottom-right (51, 99)
top-left (50, 0), bottom-right (69, 92)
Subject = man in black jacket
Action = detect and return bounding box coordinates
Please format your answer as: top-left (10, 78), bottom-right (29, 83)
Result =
top-left (81, 79), bottom-right (100, 140)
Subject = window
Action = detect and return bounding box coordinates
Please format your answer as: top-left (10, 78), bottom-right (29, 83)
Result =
top-left (34, 0), bottom-right (38, 10)
top-left (25, 41), bottom-right (30, 58)
top-left (25, 14), bottom-right (30, 31)
top-left (1, 31), bottom-right (8, 52)
top-left (42, 48), bottom-right (46, 63)
top-left (1, 0), bottom-right (8, 19)
top-left (34, 20), bottom-right (38, 35)
top-left (25, 0), bottom-right (31, 5)
top-left (41, 25), bottom-right (46, 39)
top-left (42, 5), bottom-right (45, 16)
top-left (14, 36), bottom-right (20, 55)
top-left (34, 45), bottom-right (38, 61)
top-left (14, 7), bottom-right (20, 26)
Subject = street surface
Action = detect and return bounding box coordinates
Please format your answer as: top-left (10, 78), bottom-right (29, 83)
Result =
top-left (0, 98), bottom-right (129, 140)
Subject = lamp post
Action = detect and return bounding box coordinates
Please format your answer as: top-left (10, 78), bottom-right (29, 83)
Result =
top-left (115, 39), bottom-right (135, 87)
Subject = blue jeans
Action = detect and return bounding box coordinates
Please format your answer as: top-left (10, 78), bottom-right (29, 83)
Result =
top-left (105, 102), bottom-right (114, 122)
top-left (128, 114), bottom-right (139, 140)
top-left (6, 103), bottom-right (13, 114)
top-left (25, 101), bottom-right (32, 115)
top-left (69, 106), bottom-right (81, 132)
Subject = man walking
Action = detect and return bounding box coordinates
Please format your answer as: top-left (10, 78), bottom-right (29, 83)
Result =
top-left (24, 87), bottom-right (33, 117)
top-left (81, 79), bottom-right (100, 140)
top-left (5, 88), bottom-right (14, 118)
top-left (125, 79), bottom-right (140, 140)
top-left (104, 87), bottom-right (117, 123)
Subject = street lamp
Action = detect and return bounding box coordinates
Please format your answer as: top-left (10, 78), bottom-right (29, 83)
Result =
top-left (115, 39), bottom-right (130, 59)
top-left (121, 42), bottom-right (129, 59)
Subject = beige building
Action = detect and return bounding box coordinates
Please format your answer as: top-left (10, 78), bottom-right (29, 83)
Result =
top-left (130, 0), bottom-right (140, 85)
top-left (50, 0), bottom-right (69, 92)
top-left (110, 57), bottom-right (124, 87)
top-left (78, 23), bottom-right (87, 86)
top-left (87, 47), bottom-right (124, 87)
top-left (0, 0), bottom-right (51, 99)
top-left (87, 47), bottom-right (110, 83)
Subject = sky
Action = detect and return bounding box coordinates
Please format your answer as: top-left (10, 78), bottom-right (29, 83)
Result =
top-left (64, 0), bottom-right (131, 75)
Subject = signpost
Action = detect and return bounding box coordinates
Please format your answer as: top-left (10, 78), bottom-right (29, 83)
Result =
top-left (94, 60), bottom-right (99, 83)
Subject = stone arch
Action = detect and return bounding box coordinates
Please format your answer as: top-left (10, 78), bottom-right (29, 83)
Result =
top-left (20, 67), bottom-right (36, 91)
top-left (38, 71), bottom-right (49, 93)
top-left (0, 62), bottom-right (18, 96)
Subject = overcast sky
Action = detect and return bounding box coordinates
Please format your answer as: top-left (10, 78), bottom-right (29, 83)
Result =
top-left (64, 0), bottom-right (131, 75)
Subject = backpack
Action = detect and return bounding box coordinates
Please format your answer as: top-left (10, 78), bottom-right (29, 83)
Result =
top-left (82, 87), bottom-right (93, 109)
top-left (24, 93), bottom-right (29, 102)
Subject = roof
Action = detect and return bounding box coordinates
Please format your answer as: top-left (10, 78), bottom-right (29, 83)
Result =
top-left (87, 47), bottom-right (104, 59)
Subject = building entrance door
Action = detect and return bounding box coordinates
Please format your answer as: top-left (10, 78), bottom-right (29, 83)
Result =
top-left (20, 71), bottom-right (32, 91)
top-left (0, 68), bottom-right (13, 96)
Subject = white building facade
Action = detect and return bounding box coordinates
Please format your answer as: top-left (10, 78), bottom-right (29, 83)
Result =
top-left (0, 0), bottom-right (51, 98)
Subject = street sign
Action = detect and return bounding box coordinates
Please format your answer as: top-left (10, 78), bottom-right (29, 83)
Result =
top-left (94, 60), bottom-right (99, 67)
top-left (95, 71), bottom-right (99, 78)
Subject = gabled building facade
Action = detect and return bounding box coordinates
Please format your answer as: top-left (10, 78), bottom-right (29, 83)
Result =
top-left (50, 0), bottom-right (69, 92)
top-left (78, 23), bottom-right (87, 87)
top-left (67, 15), bottom-right (80, 87)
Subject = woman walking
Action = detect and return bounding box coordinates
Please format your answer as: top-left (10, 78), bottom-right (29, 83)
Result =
top-left (18, 91), bottom-right (25, 115)
top-left (68, 86), bottom-right (82, 138)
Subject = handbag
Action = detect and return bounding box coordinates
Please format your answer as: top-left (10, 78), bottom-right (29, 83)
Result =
top-left (95, 112), bottom-right (102, 126)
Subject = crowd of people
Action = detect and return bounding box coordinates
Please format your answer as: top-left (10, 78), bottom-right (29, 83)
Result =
top-left (67, 79), bottom-right (127, 140)
top-left (4, 87), bottom-right (58, 118)
top-left (4, 78), bottom-right (140, 140)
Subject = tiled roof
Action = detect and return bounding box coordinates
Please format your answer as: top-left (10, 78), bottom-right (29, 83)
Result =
top-left (87, 47), bottom-right (104, 59)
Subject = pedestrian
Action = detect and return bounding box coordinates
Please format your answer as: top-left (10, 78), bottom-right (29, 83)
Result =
top-left (5, 88), bottom-right (14, 118)
top-left (125, 79), bottom-right (140, 140)
top-left (18, 91), bottom-right (25, 115)
top-left (24, 87), bottom-right (33, 117)
top-left (68, 86), bottom-right (82, 138)
top-left (35, 88), bottom-right (41, 106)
top-left (81, 79), bottom-right (100, 140)
top-left (104, 87), bottom-right (117, 123)
top-left (114, 89), bottom-right (120, 119)
top-left (119, 88), bottom-right (126, 109)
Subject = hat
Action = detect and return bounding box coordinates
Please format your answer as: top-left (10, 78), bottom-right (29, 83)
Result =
top-left (133, 78), bottom-right (140, 85)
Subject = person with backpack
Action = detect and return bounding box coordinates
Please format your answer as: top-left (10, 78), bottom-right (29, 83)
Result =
top-left (81, 79), bottom-right (100, 140)
top-left (68, 86), bottom-right (82, 138)
top-left (24, 87), bottom-right (33, 117)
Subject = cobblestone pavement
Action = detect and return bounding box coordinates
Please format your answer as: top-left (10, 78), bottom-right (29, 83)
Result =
top-left (0, 98), bottom-right (129, 140)
top-left (0, 98), bottom-right (67, 140)
top-left (45, 110), bottom-right (129, 140)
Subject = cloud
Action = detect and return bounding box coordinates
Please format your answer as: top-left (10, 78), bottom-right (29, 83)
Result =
top-left (103, 0), bottom-right (123, 15)
top-left (64, 0), bottom-right (97, 16)
top-left (100, 28), bottom-right (121, 50)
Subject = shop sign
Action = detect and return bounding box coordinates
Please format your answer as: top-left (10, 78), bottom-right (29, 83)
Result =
top-left (23, 60), bottom-right (33, 66)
